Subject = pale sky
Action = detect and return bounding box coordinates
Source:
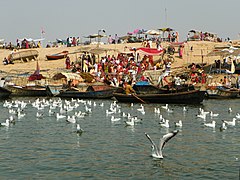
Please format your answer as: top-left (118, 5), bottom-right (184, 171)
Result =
top-left (1, 0), bottom-right (239, 43)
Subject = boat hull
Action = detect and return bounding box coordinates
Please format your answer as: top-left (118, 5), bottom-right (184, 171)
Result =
top-left (206, 87), bottom-right (239, 99)
top-left (6, 85), bottom-right (47, 96)
top-left (46, 51), bottom-right (68, 60)
top-left (0, 87), bottom-right (12, 99)
top-left (113, 90), bottom-right (206, 104)
top-left (47, 85), bottom-right (119, 99)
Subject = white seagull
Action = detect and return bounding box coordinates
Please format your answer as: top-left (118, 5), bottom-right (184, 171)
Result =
top-left (220, 122), bottom-right (227, 131)
top-left (204, 120), bottom-right (216, 128)
top-left (174, 120), bottom-right (182, 127)
top-left (56, 113), bottom-right (66, 119)
top-left (0, 119), bottom-right (10, 127)
top-left (183, 107), bottom-right (187, 112)
top-left (161, 104), bottom-right (168, 110)
top-left (145, 130), bottom-right (179, 159)
top-left (210, 111), bottom-right (219, 117)
top-left (235, 113), bottom-right (240, 119)
top-left (76, 124), bottom-right (84, 134)
top-left (160, 119), bottom-right (170, 128)
top-left (111, 116), bottom-right (121, 122)
top-left (66, 115), bottom-right (76, 124)
top-left (106, 109), bottom-right (114, 115)
top-left (124, 118), bottom-right (134, 126)
top-left (223, 118), bottom-right (236, 126)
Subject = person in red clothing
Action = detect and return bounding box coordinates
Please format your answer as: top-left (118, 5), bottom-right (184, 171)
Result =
top-left (65, 56), bottom-right (71, 69)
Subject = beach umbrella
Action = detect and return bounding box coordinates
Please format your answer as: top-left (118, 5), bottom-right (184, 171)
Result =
top-left (158, 28), bottom-right (174, 32)
top-left (188, 30), bottom-right (197, 33)
top-left (145, 30), bottom-right (161, 36)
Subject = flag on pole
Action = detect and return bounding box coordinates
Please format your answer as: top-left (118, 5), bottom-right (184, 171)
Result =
top-left (41, 28), bottom-right (45, 35)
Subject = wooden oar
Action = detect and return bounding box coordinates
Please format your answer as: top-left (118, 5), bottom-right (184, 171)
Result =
top-left (132, 94), bottom-right (147, 104)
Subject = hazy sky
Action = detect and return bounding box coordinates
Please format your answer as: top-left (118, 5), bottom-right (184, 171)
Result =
top-left (1, 0), bottom-right (239, 43)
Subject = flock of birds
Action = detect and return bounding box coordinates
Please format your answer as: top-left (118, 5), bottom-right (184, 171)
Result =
top-left (0, 98), bottom-right (239, 159)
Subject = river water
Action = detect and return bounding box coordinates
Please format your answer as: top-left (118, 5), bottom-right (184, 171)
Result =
top-left (0, 97), bottom-right (239, 179)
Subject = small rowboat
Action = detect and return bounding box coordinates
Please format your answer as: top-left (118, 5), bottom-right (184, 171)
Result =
top-left (6, 85), bottom-right (48, 97)
top-left (206, 86), bottom-right (239, 99)
top-left (46, 51), bottom-right (68, 60)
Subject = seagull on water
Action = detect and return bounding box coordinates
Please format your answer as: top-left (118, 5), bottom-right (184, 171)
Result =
top-left (235, 113), bottom-right (240, 119)
top-left (174, 120), bottom-right (182, 127)
top-left (183, 107), bottom-right (187, 112)
top-left (36, 112), bottom-right (43, 118)
top-left (161, 104), bottom-right (168, 110)
top-left (154, 108), bottom-right (160, 114)
top-left (204, 120), bottom-right (216, 128)
top-left (196, 113), bottom-right (206, 120)
top-left (111, 116), bottom-right (121, 122)
top-left (106, 109), bottom-right (114, 116)
top-left (160, 119), bottom-right (170, 128)
top-left (76, 124), bottom-right (84, 134)
top-left (220, 122), bottom-right (227, 131)
top-left (124, 118), bottom-right (134, 126)
top-left (0, 119), bottom-right (10, 127)
top-left (223, 118), bottom-right (236, 126)
top-left (56, 113), bottom-right (66, 119)
top-left (210, 111), bottom-right (219, 117)
top-left (66, 115), bottom-right (76, 124)
top-left (145, 130), bottom-right (179, 159)
top-left (167, 108), bottom-right (173, 113)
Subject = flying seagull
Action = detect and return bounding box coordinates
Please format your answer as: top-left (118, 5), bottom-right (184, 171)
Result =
top-left (145, 130), bottom-right (179, 159)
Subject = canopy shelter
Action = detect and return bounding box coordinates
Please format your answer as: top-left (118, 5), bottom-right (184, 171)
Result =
top-left (187, 29), bottom-right (201, 41)
top-left (188, 29), bottom-right (218, 41)
top-left (52, 72), bottom-right (84, 81)
top-left (145, 30), bottom-right (161, 36)
top-left (18, 38), bottom-right (45, 42)
top-left (207, 48), bottom-right (240, 57)
top-left (136, 47), bottom-right (164, 56)
top-left (71, 46), bottom-right (118, 55)
top-left (158, 27), bottom-right (175, 41)
top-left (89, 47), bottom-right (117, 55)
top-left (84, 34), bottom-right (107, 44)
top-left (127, 29), bottom-right (146, 35)
top-left (158, 27), bottom-right (174, 32)
top-left (207, 49), bottom-right (231, 57)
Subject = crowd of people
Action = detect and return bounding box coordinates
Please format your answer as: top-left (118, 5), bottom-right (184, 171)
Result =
top-left (63, 47), bottom-right (211, 93)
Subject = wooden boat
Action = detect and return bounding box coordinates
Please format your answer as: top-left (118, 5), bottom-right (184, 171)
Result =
top-left (46, 84), bottom-right (119, 99)
top-left (10, 50), bottom-right (39, 62)
top-left (133, 84), bottom-right (195, 94)
top-left (0, 87), bottom-right (12, 98)
top-left (46, 51), bottom-right (68, 60)
top-left (206, 86), bottom-right (239, 99)
top-left (113, 89), bottom-right (206, 104)
top-left (6, 85), bottom-right (48, 96)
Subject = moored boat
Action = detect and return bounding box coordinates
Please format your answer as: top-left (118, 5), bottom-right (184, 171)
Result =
top-left (206, 86), bottom-right (239, 99)
top-left (113, 89), bottom-right (206, 104)
top-left (6, 84), bottom-right (48, 96)
top-left (46, 51), bottom-right (68, 60)
top-left (47, 84), bottom-right (119, 99)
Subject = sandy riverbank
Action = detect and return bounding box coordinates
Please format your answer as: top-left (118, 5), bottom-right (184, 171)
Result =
top-left (0, 41), bottom-right (237, 78)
